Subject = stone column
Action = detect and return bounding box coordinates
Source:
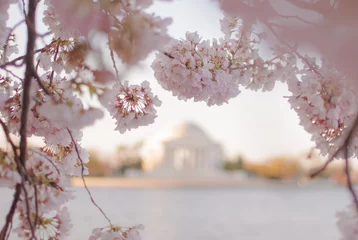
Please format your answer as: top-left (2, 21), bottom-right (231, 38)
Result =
top-left (195, 148), bottom-right (200, 169)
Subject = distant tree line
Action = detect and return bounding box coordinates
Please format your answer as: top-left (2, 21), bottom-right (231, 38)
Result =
top-left (223, 153), bottom-right (347, 180)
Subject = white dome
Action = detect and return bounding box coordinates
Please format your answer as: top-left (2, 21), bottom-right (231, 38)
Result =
top-left (140, 122), bottom-right (218, 170)
top-left (166, 122), bottom-right (213, 145)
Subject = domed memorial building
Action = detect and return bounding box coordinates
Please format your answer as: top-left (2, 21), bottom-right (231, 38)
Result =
top-left (141, 122), bottom-right (223, 177)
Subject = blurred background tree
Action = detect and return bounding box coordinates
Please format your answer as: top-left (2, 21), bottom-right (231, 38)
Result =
top-left (224, 155), bottom-right (244, 171)
top-left (86, 149), bottom-right (113, 177)
top-left (112, 141), bottom-right (144, 176)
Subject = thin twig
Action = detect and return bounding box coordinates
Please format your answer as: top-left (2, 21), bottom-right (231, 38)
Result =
top-left (309, 158), bottom-right (333, 178)
top-left (21, 0), bottom-right (27, 16)
top-left (163, 51), bottom-right (174, 59)
top-left (2, 68), bottom-right (23, 82)
top-left (0, 41), bottom-right (56, 69)
top-left (32, 70), bottom-right (51, 95)
top-left (263, 21), bottom-right (322, 78)
top-left (108, 38), bottom-right (120, 83)
top-left (310, 113), bottom-right (358, 178)
top-left (49, 42), bottom-right (60, 86)
top-left (67, 128), bottom-right (113, 226)
top-left (276, 13), bottom-right (317, 26)
top-left (33, 184), bottom-right (39, 228)
top-left (37, 31), bottom-right (51, 38)
top-left (32, 150), bottom-right (60, 175)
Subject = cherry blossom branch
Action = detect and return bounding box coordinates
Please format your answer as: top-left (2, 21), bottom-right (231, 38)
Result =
top-left (310, 113), bottom-right (358, 177)
top-left (309, 157), bottom-right (333, 178)
top-left (67, 128), bottom-right (113, 226)
top-left (0, 41), bottom-right (56, 70)
top-left (32, 70), bottom-right (51, 95)
top-left (265, 12), bottom-right (358, 210)
top-left (0, 120), bottom-right (37, 240)
top-left (286, 0), bottom-right (334, 16)
top-left (37, 31), bottom-right (51, 38)
top-left (0, 54), bottom-right (26, 68)
top-left (31, 150), bottom-right (60, 175)
top-left (19, 0), bottom-right (37, 166)
top-left (108, 42), bottom-right (120, 81)
top-left (276, 13), bottom-right (317, 26)
top-left (49, 43), bottom-right (60, 85)
top-left (1, 1), bottom-right (41, 239)
top-left (3, 68), bottom-right (23, 82)
top-left (21, 182), bottom-right (37, 240)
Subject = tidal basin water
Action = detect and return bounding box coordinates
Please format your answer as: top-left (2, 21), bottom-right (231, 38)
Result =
top-left (0, 184), bottom-right (352, 240)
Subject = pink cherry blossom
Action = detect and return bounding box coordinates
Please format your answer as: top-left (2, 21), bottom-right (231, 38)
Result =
top-left (152, 31), bottom-right (240, 106)
top-left (89, 224), bottom-right (144, 240)
top-left (104, 81), bottom-right (161, 134)
top-left (109, 11), bottom-right (172, 64)
top-left (14, 206), bottom-right (73, 240)
top-left (287, 58), bottom-right (358, 158)
top-left (44, 0), bottom-right (110, 38)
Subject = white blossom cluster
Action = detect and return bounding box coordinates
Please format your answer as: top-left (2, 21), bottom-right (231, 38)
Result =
top-left (152, 31), bottom-right (240, 105)
top-left (104, 81), bottom-right (161, 133)
top-left (287, 58), bottom-right (358, 158)
top-left (89, 225), bottom-right (144, 240)
top-left (152, 16), bottom-right (295, 106)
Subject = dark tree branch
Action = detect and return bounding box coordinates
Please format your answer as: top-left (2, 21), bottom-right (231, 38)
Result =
top-left (19, 0), bottom-right (37, 165)
top-left (3, 1), bottom-right (40, 239)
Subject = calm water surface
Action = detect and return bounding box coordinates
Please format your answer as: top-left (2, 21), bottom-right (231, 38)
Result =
top-left (0, 184), bottom-right (352, 240)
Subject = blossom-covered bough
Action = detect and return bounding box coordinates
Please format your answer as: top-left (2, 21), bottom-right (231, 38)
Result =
top-left (0, 0), bottom-right (357, 239)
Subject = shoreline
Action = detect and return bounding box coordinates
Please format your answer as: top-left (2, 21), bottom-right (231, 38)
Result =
top-left (71, 177), bottom-right (338, 188)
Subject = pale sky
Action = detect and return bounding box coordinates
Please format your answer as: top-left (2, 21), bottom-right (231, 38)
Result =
top-left (81, 0), bottom-right (314, 161)
top-left (1, 0), bottom-right (315, 162)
